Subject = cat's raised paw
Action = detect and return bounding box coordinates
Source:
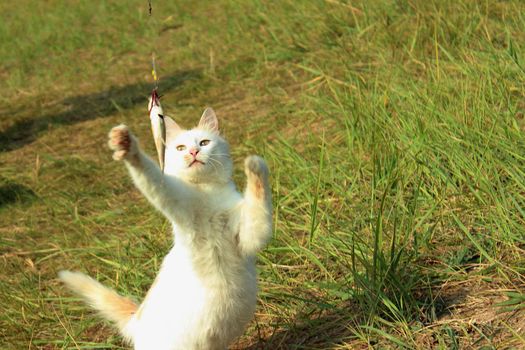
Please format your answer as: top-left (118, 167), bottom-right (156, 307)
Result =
top-left (108, 125), bottom-right (137, 161)
top-left (244, 155), bottom-right (269, 180)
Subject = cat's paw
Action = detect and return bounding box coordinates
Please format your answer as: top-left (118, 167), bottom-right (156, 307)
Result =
top-left (245, 156), bottom-right (269, 200)
top-left (244, 155), bottom-right (269, 180)
top-left (108, 125), bottom-right (138, 161)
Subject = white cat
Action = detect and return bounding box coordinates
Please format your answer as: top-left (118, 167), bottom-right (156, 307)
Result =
top-left (59, 108), bottom-right (272, 350)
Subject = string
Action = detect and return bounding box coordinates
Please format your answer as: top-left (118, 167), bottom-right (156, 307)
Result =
top-left (151, 52), bottom-right (159, 91)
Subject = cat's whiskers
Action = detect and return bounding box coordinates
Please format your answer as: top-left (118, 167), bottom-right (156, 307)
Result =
top-left (207, 156), bottom-right (226, 173)
top-left (205, 156), bottom-right (222, 174)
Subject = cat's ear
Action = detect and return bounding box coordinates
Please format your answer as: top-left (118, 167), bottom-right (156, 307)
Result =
top-left (164, 116), bottom-right (182, 142)
top-left (198, 107), bottom-right (219, 133)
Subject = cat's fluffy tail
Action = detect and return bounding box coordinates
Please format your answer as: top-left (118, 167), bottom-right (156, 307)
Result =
top-left (58, 270), bottom-right (137, 337)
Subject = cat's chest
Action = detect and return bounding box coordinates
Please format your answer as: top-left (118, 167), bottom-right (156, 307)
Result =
top-left (171, 202), bottom-right (245, 281)
top-left (180, 194), bottom-right (241, 236)
top-left (190, 208), bottom-right (235, 235)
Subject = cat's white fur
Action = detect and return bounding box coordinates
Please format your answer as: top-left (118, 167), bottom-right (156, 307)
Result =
top-left (59, 108), bottom-right (272, 350)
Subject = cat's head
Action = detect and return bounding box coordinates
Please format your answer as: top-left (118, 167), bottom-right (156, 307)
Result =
top-left (163, 108), bottom-right (233, 183)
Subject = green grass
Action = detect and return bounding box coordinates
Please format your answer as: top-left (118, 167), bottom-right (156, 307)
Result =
top-left (1, 0), bottom-right (525, 348)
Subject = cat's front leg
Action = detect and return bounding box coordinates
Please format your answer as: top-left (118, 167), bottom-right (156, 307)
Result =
top-left (239, 156), bottom-right (273, 256)
top-left (108, 125), bottom-right (187, 223)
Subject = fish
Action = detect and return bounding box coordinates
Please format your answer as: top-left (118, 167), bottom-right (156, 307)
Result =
top-left (148, 89), bottom-right (166, 173)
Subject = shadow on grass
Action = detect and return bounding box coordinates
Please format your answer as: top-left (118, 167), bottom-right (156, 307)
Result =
top-left (237, 271), bottom-right (474, 349)
top-left (0, 179), bottom-right (36, 207)
top-left (0, 69), bottom-right (201, 152)
top-left (234, 305), bottom-right (362, 350)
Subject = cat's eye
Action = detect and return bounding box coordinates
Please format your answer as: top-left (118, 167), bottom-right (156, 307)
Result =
top-left (199, 139), bottom-right (210, 146)
top-left (176, 145), bottom-right (186, 151)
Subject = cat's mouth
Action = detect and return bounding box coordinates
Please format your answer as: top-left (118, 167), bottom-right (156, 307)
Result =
top-left (189, 159), bottom-right (205, 167)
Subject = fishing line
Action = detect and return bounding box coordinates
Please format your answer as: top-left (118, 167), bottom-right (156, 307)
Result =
top-left (151, 52), bottom-right (159, 91)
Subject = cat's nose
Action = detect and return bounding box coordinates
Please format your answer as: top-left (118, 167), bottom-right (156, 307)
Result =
top-left (189, 148), bottom-right (199, 157)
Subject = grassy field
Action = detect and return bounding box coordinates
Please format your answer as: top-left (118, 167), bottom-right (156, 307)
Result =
top-left (1, 0), bottom-right (525, 348)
